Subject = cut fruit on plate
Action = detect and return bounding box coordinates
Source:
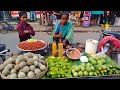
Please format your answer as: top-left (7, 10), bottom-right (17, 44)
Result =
top-left (27, 38), bottom-right (38, 43)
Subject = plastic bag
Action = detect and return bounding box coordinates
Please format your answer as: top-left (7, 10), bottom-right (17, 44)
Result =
top-left (80, 56), bottom-right (88, 62)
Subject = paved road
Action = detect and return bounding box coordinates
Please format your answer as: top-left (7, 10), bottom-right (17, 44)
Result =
top-left (29, 22), bottom-right (120, 32)
top-left (0, 32), bottom-right (100, 53)
top-left (11, 22), bottom-right (120, 32)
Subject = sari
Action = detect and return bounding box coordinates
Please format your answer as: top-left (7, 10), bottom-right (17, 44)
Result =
top-left (50, 21), bottom-right (73, 44)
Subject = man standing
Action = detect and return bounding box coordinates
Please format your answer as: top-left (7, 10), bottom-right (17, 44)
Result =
top-left (30, 11), bottom-right (36, 21)
top-left (109, 11), bottom-right (116, 25)
top-left (0, 11), bottom-right (3, 21)
top-left (114, 11), bottom-right (120, 25)
top-left (103, 11), bottom-right (110, 24)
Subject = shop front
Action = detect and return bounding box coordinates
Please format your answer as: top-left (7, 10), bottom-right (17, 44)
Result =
top-left (90, 11), bottom-right (104, 26)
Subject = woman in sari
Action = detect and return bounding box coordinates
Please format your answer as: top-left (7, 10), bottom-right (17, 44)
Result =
top-left (50, 12), bottom-right (73, 47)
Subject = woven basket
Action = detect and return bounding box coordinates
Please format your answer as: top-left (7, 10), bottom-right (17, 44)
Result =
top-left (0, 59), bottom-right (48, 79)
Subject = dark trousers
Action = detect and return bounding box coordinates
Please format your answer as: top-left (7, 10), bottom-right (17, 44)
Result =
top-left (100, 14), bottom-right (103, 24)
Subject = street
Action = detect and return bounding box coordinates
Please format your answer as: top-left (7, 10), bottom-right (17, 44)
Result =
top-left (0, 32), bottom-right (100, 53)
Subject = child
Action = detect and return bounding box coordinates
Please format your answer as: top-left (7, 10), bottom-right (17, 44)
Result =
top-left (16, 11), bottom-right (35, 42)
top-left (50, 12), bottom-right (73, 47)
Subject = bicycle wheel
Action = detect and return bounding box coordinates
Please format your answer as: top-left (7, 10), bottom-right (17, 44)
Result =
top-left (0, 23), bottom-right (8, 34)
top-left (0, 29), bottom-right (8, 34)
top-left (0, 23), bottom-right (3, 30)
top-left (4, 21), bottom-right (14, 31)
top-left (13, 22), bottom-right (18, 31)
top-left (46, 23), bottom-right (53, 35)
top-left (0, 55), bottom-right (6, 61)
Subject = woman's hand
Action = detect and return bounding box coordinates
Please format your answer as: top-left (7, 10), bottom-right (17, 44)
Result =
top-left (54, 33), bottom-right (62, 38)
top-left (54, 31), bottom-right (62, 38)
top-left (59, 32), bottom-right (62, 38)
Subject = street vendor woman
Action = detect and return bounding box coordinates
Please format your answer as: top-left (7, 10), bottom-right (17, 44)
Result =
top-left (50, 12), bottom-right (74, 47)
top-left (16, 11), bottom-right (35, 42)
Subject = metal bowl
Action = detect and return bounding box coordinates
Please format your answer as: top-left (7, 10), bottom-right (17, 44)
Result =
top-left (17, 40), bottom-right (47, 52)
top-left (66, 48), bottom-right (81, 60)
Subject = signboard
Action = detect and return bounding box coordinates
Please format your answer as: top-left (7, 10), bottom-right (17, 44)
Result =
top-left (36, 11), bottom-right (40, 18)
top-left (11, 11), bottom-right (19, 17)
top-left (91, 11), bottom-right (104, 15)
top-left (36, 11), bottom-right (41, 15)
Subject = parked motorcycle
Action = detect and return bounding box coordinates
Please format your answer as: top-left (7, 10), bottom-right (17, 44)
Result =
top-left (98, 30), bottom-right (120, 58)
top-left (0, 44), bottom-right (11, 64)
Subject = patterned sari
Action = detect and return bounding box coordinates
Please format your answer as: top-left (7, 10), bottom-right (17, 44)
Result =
top-left (50, 21), bottom-right (73, 43)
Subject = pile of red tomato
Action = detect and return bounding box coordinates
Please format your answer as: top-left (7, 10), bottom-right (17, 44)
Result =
top-left (18, 41), bottom-right (46, 51)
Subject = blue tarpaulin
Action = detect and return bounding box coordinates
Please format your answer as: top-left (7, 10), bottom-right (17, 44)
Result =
top-left (90, 11), bottom-right (104, 14)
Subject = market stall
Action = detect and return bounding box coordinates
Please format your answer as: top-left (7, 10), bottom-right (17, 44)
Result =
top-left (1, 38), bottom-right (120, 79)
top-left (90, 11), bottom-right (104, 26)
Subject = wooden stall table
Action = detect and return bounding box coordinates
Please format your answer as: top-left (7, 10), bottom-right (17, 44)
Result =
top-left (12, 43), bottom-right (120, 79)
